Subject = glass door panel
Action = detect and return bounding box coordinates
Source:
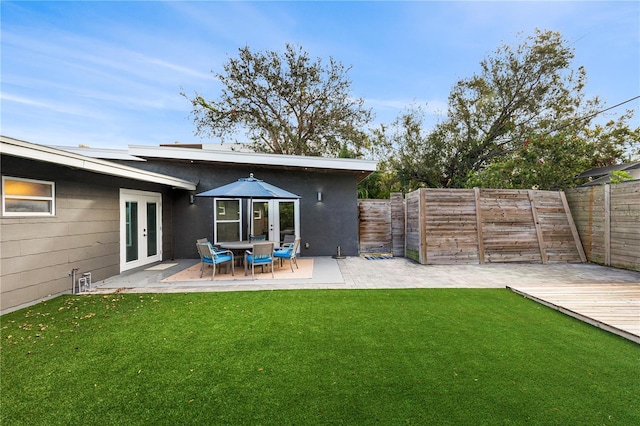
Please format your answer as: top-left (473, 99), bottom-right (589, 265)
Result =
top-left (126, 201), bottom-right (139, 262)
top-left (252, 201), bottom-right (269, 239)
top-left (120, 190), bottom-right (162, 272)
top-left (146, 202), bottom-right (158, 257)
top-left (248, 199), bottom-right (299, 246)
top-left (277, 201), bottom-right (295, 244)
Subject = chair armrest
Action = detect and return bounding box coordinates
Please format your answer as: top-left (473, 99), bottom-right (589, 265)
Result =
top-left (212, 249), bottom-right (234, 259)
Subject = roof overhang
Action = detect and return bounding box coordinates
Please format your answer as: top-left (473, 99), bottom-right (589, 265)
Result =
top-left (1, 136), bottom-right (197, 191)
top-left (128, 145), bottom-right (378, 181)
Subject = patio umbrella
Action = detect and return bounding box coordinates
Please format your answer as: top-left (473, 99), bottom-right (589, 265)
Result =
top-left (196, 173), bottom-right (300, 199)
top-left (196, 173), bottom-right (300, 240)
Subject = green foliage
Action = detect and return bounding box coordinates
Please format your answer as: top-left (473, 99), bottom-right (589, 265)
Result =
top-left (182, 43), bottom-right (373, 157)
top-left (2, 291), bottom-right (638, 425)
top-left (467, 133), bottom-right (594, 189)
top-left (357, 170), bottom-right (403, 199)
top-left (369, 105), bottom-right (448, 191)
top-left (368, 29), bottom-right (638, 194)
top-left (582, 111), bottom-right (640, 164)
top-left (439, 29), bottom-right (597, 187)
top-left (610, 170), bottom-right (633, 184)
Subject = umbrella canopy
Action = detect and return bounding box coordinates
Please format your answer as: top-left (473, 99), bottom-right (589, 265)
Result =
top-left (196, 173), bottom-right (300, 199)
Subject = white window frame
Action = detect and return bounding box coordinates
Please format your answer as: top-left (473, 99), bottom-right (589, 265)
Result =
top-left (214, 198), bottom-right (243, 243)
top-left (2, 176), bottom-right (55, 217)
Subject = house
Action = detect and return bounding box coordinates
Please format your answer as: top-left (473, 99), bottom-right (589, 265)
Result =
top-left (0, 136), bottom-right (377, 313)
top-left (576, 161), bottom-right (640, 186)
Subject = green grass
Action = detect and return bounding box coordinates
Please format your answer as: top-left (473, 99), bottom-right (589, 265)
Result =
top-left (1, 289), bottom-right (638, 425)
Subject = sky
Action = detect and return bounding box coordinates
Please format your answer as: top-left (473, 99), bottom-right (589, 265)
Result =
top-left (1, 1), bottom-right (639, 151)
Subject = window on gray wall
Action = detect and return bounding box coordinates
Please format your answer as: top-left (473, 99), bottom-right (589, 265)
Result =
top-left (215, 198), bottom-right (241, 242)
top-left (2, 176), bottom-right (55, 216)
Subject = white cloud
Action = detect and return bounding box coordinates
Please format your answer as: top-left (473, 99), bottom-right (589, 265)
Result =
top-left (0, 93), bottom-right (109, 119)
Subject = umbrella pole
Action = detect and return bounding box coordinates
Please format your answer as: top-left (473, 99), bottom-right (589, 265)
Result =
top-left (247, 197), bottom-right (253, 240)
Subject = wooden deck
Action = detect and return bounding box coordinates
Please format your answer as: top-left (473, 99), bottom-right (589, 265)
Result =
top-left (508, 283), bottom-right (640, 344)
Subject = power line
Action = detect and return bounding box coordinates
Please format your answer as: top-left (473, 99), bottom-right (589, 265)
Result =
top-left (551, 95), bottom-right (640, 133)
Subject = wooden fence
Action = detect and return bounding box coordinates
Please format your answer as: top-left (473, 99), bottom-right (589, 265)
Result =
top-left (358, 193), bottom-right (405, 256)
top-left (360, 188), bottom-right (586, 265)
top-left (565, 181), bottom-right (640, 271)
top-left (358, 199), bottom-right (392, 254)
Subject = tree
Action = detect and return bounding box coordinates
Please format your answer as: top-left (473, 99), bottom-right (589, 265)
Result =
top-left (466, 132), bottom-right (595, 190)
top-left (439, 29), bottom-right (606, 187)
top-left (182, 43), bottom-right (373, 157)
top-left (367, 105), bottom-right (447, 191)
top-left (375, 29), bottom-right (638, 191)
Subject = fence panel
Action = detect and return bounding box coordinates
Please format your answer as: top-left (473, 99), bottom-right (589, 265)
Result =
top-left (566, 181), bottom-right (640, 271)
top-left (358, 199), bottom-right (392, 254)
top-left (401, 188), bottom-right (584, 265)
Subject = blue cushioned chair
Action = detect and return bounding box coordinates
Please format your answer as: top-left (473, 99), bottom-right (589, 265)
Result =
top-left (274, 237), bottom-right (300, 272)
top-left (196, 242), bottom-right (234, 279)
top-left (244, 242), bottom-right (274, 280)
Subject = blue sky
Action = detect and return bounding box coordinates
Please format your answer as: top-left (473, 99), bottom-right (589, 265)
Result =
top-left (1, 1), bottom-right (639, 150)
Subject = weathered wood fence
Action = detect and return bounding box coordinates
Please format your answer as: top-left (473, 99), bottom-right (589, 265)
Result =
top-left (359, 188), bottom-right (587, 265)
top-left (565, 181), bottom-right (640, 271)
top-left (358, 193), bottom-right (405, 256)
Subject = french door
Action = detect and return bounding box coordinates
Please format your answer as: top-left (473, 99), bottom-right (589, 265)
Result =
top-left (251, 199), bottom-right (299, 246)
top-left (120, 189), bottom-right (162, 271)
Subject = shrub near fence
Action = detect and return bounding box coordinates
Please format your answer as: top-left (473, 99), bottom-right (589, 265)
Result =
top-left (565, 181), bottom-right (640, 272)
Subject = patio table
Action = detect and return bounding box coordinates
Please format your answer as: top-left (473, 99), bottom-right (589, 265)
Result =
top-left (217, 241), bottom-right (280, 275)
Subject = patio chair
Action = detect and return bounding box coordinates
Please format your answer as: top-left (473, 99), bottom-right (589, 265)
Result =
top-left (196, 238), bottom-right (222, 252)
top-left (282, 234), bottom-right (295, 245)
top-left (274, 237), bottom-right (300, 272)
top-left (196, 242), bottom-right (234, 279)
top-left (244, 242), bottom-right (274, 280)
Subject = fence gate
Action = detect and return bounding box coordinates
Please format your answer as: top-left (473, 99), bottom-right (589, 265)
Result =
top-left (358, 199), bottom-right (392, 254)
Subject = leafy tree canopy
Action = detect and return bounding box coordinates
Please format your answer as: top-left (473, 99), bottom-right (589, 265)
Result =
top-left (182, 43), bottom-right (373, 157)
top-left (466, 132), bottom-right (594, 190)
top-left (364, 29), bottom-right (639, 196)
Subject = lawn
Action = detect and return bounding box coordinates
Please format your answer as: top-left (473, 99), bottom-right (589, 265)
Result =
top-left (1, 289), bottom-right (638, 425)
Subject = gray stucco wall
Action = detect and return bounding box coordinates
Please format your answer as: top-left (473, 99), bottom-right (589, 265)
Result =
top-left (0, 155), bottom-right (176, 313)
top-left (118, 159), bottom-right (360, 258)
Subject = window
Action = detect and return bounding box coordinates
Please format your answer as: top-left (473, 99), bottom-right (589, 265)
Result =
top-left (2, 176), bottom-right (55, 216)
top-left (214, 199), bottom-right (241, 242)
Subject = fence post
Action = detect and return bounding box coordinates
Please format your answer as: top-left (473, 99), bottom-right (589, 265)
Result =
top-left (474, 188), bottom-right (485, 264)
top-left (604, 184), bottom-right (611, 266)
top-left (390, 193), bottom-right (405, 257)
top-left (528, 190), bottom-right (548, 264)
top-left (559, 191), bottom-right (587, 263)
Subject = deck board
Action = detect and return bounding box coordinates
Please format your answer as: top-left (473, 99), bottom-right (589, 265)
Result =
top-left (507, 283), bottom-right (640, 343)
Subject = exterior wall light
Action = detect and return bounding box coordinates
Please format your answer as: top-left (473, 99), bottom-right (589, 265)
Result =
top-left (189, 194), bottom-right (195, 204)
top-left (317, 191), bottom-right (323, 202)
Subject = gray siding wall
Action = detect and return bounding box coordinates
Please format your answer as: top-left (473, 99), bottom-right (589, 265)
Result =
top-left (1, 156), bottom-right (175, 313)
top-left (119, 160), bottom-right (360, 258)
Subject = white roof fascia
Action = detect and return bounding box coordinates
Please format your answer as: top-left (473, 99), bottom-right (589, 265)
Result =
top-left (128, 145), bottom-right (378, 172)
top-left (1, 136), bottom-right (196, 191)
top-left (49, 145), bottom-right (145, 161)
